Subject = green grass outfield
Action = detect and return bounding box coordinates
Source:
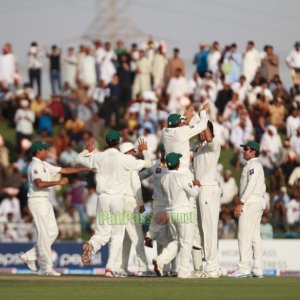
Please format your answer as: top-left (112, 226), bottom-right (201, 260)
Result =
top-left (0, 275), bottom-right (299, 300)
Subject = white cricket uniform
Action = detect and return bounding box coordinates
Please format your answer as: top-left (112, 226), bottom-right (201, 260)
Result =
top-left (238, 157), bottom-right (266, 275)
top-left (161, 111), bottom-right (208, 174)
top-left (24, 157), bottom-right (61, 273)
top-left (193, 139), bottom-right (222, 274)
top-left (157, 170), bottom-right (199, 277)
top-left (117, 168), bottom-right (149, 273)
top-left (75, 148), bottom-right (151, 272)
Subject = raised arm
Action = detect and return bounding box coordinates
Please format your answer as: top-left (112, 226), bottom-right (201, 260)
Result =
top-left (180, 104), bottom-right (210, 140)
top-left (75, 137), bottom-right (101, 168)
top-left (137, 139), bottom-right (152, 168)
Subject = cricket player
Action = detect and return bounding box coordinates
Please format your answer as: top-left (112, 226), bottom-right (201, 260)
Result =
top-left (117, 142), bottom-right (152, 276)
top-left (229, 141), bottom-right (266, 278)
top-left (161, 103), bottom-right (209, 174)
top-left (139, 144), bottom-right (176, 276)
top-left (152, 152), bottom-right (200, 279)
top-left (161, 104), bottom-right (209, 273)
top-left (193, 121), bottom-right (222, 278)
top-left (20, 141), bottom-right (91, 276)
top-left (75, 130), bottom-right (151, 277)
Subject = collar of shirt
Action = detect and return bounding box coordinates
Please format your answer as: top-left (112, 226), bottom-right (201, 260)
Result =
top-left (105, 148), bottom-right (119, 153)
top-left (32, 157), bottom-right (47, 170)
top-left (32, 157), bottom-right (43, 163)
top-left (246, 157), bottom-right (259, 164)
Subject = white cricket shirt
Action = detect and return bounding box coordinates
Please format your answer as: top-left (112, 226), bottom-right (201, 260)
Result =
top-left (27, 157), bottom-right (62, 198)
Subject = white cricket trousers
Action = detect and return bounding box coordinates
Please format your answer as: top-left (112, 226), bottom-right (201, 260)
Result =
top-left (90, 193), bottom-right (125, 271)
top-left (198, 185), bottom-right (221, 273)
top-left (26, 197), bottom-right (58, 273)
top-left (116, 195), bottom-right (148, 272)
top-left (237, 198), bottom-right (264, 274)
top-left (157, 207), bottom-right (195, 277)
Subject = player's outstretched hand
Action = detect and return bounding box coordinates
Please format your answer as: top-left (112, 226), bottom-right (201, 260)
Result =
top-left (138, 138), bottom-right (148, 152)
top-left (85, 138), bottom-right (95, 153)
top-left (60, 177), bottom-right (69, 185)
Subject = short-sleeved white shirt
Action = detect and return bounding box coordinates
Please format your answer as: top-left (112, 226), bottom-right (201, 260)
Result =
top-left (27, 157), bottom-right (62, 198)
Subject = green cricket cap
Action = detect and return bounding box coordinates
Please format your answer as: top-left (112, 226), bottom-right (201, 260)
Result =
top-left (166, 152), bottom-right (182, 168)
top-left (240, 141), bottom-right (260, 153)
top-left (30, 141), bottom-right (50, 153)
top-left (167, 114), bottom-right (181, 127)
top-left (105, 130), bottom-right (122, 143)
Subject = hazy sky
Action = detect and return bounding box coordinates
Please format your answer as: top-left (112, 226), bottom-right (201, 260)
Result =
top-left (0, 0), bottom-right (299, 96)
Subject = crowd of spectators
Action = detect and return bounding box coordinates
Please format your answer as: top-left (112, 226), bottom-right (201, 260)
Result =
top-left (1, 36), bottom-right (300, 242)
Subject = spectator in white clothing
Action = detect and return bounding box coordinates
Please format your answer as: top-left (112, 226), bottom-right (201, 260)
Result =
top-left (208, 41), bottom-right (221, 76)
top-left (79, 47), bottom-right (97, 95)
top-left (212, 115), bottom-right (230, 148)
top-left (291, 127), bottom-right (300, 162)
top-left (243, 41), bottom-right (260, 83)
top-left (14, 99), bottom-right (35, 153)
top-left (260, 214), bottom-right (274, 239)
top-left (286, 41), bottom-right (300, 84)
top-left (220, 170), bottom-right (238, 204)
top-left (0, 43), bottom-right (16, 89)
top-left (166, 67), bottom-right (188, 113)
top-left (286, 108), bottom-right (300, 138)
top-left (260, 125), bottom-right (282, 161)
top-left (28, 41), bottom-right (42, 96)
top-left (286, 198), bottom-right (300, 226)
top-left (231, 75), bottom-right (251, 103)
top-left (0, 187), bottom-right (21, 223)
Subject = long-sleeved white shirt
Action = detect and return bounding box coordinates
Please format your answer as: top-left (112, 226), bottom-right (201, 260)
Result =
top-left (193, 139), bottom-right (221, 186)
top-left (239, 157), bottom-right (266, 206)
top-left (161, 111), bottom-right (208, 171)
top-left (161, 170), bottom-right (199, 210)
top-left (75, 148), bottom-right (151, 195)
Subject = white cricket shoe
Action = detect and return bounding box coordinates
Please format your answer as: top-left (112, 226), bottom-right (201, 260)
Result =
top-left (19, 254), bottom-right (37, 272)
top-left (228, 270), bottom-right (252, 278)
top-left (178, 272), bottom-right (198, 279)
top-left (168, 270), bottom-right (178, 277)
top-left (138, 270), bottom-right (156, 277)
top-left (41, 270), bottom-right (61, 276)
top-left (117, 270), bottom-right (128, 278)
top-left (105, 268), bottom-right (118, 277)
top-left (152, 258), bottom-right (164, 277)
top-left (196, 270), bottom-right (220, 278)
top-left (252, 272), bottom-right (264, 278)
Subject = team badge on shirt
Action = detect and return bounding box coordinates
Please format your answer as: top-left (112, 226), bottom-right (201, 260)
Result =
top-left (249, 169), bottom-right (254, 175)
top-left (34, 169), bottom-right (38, 174)
top-left (156, 168), bottom-right (161, 174)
